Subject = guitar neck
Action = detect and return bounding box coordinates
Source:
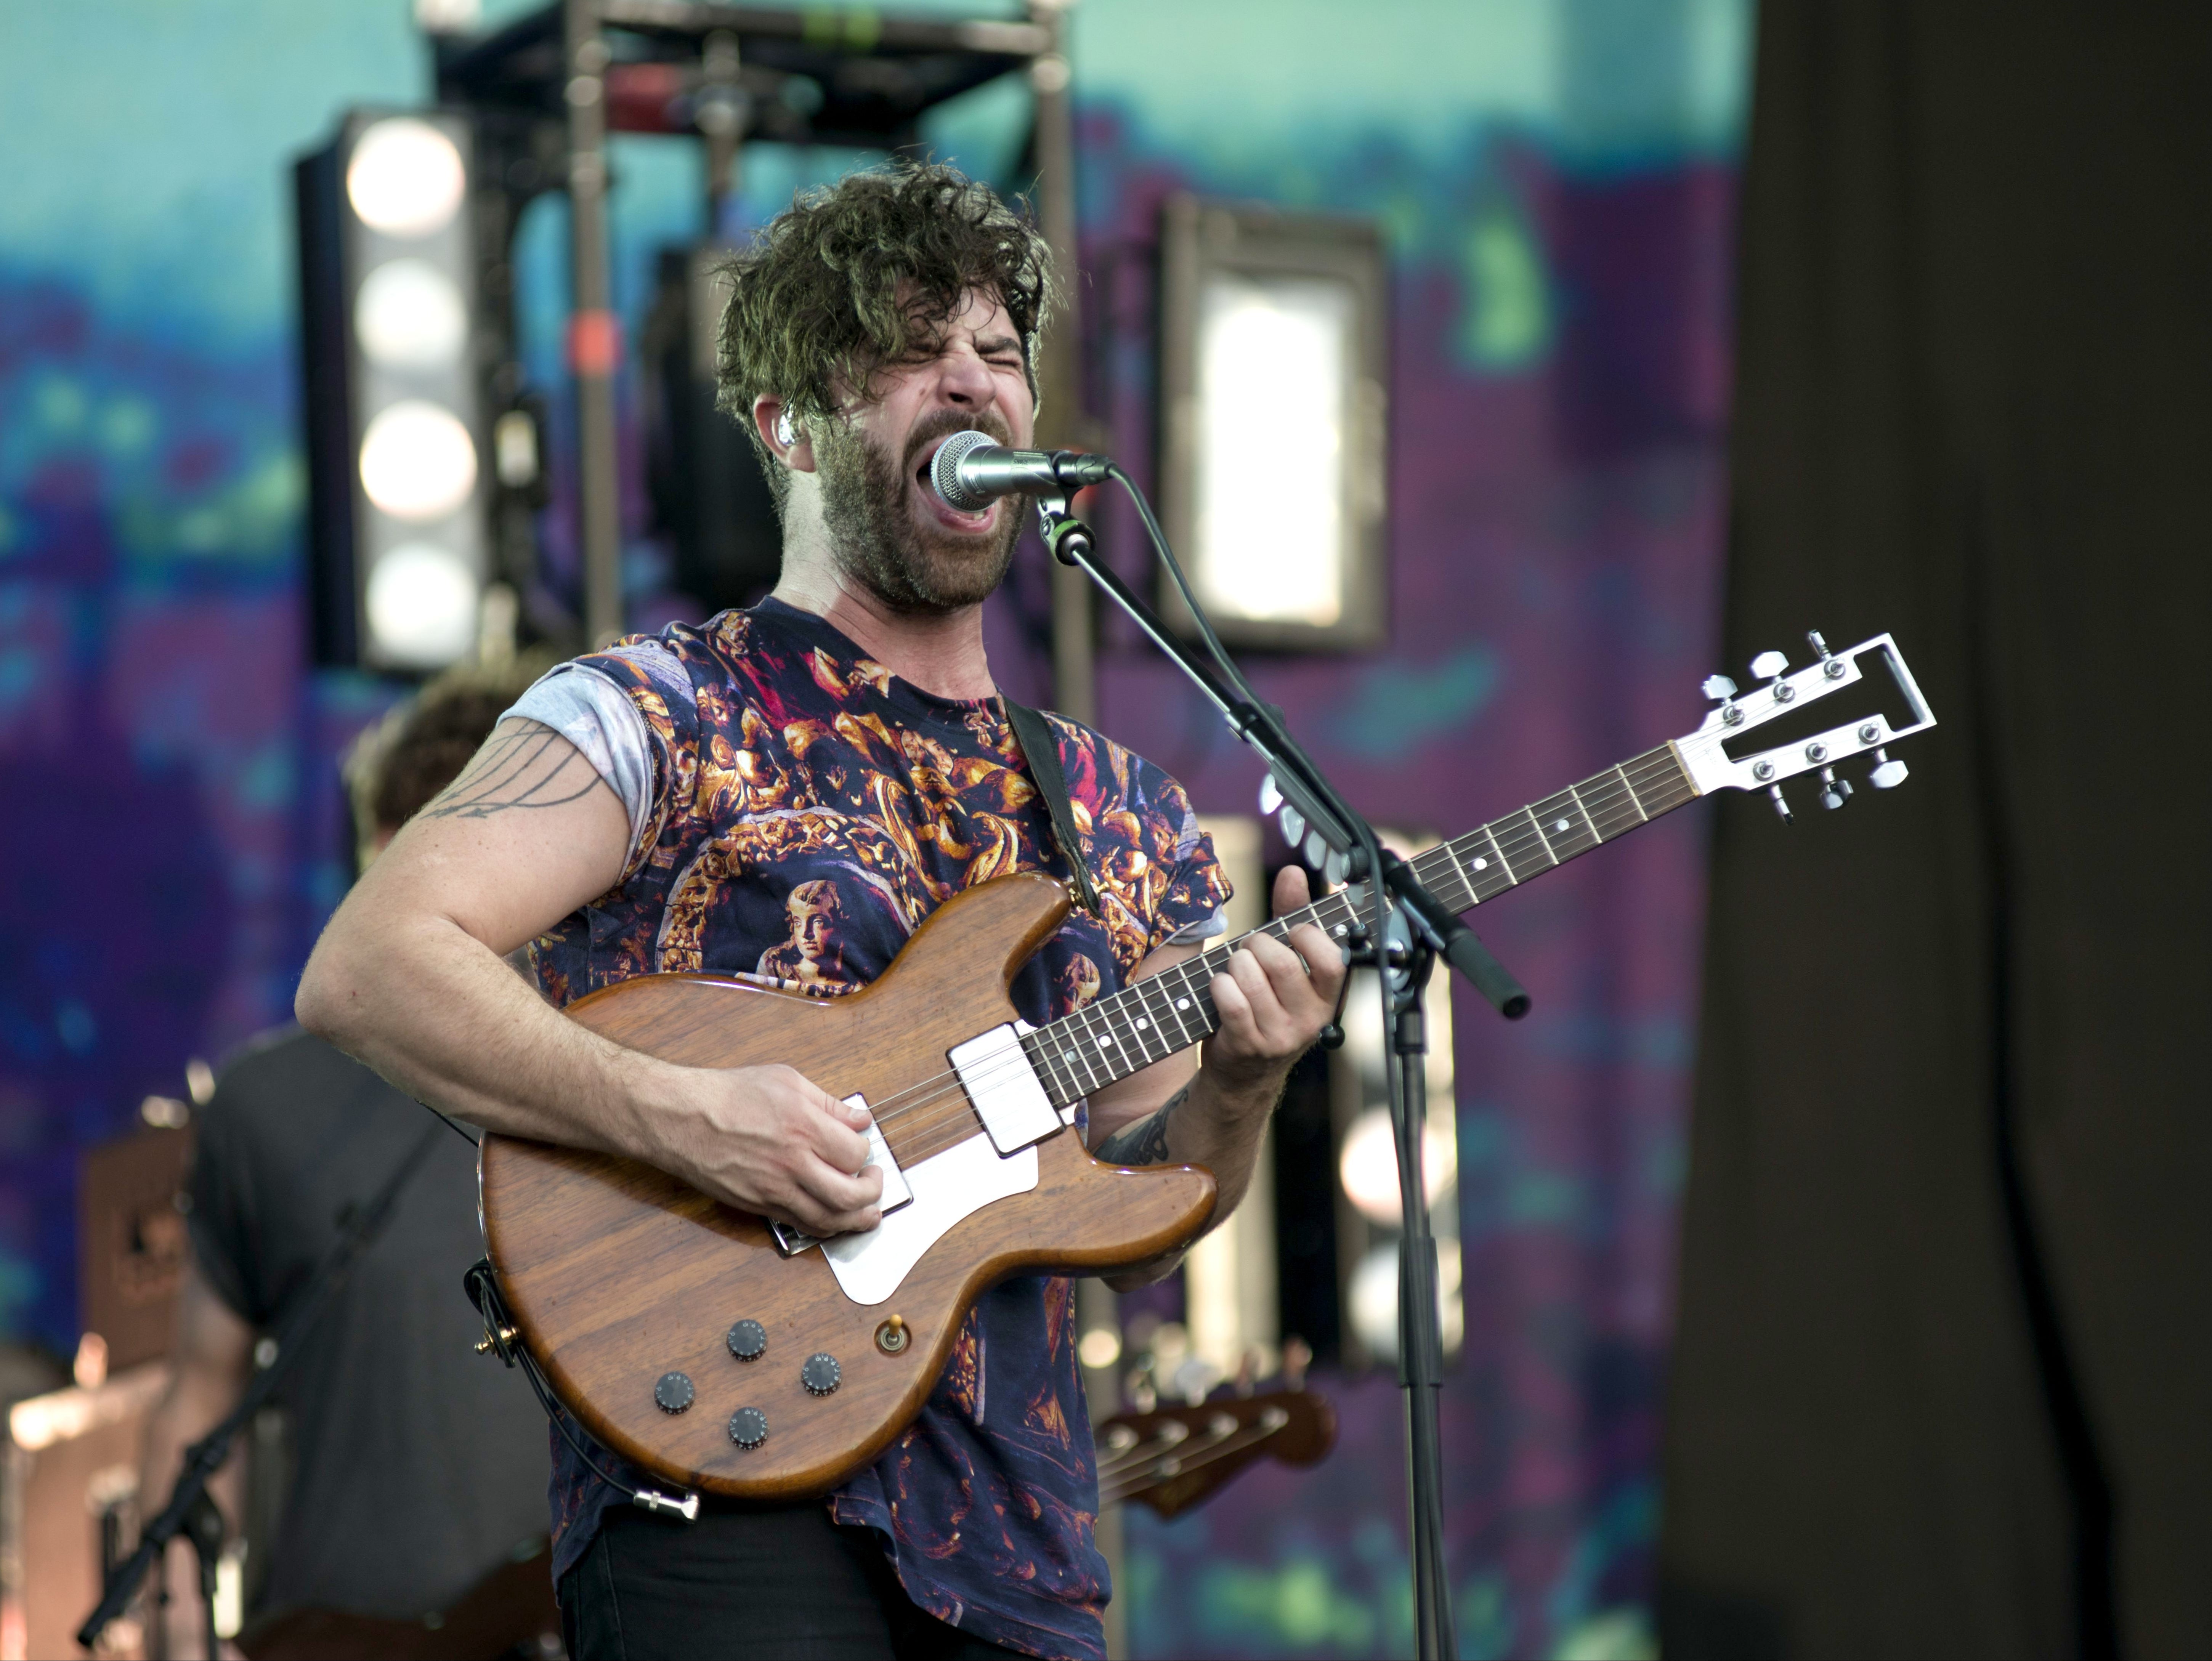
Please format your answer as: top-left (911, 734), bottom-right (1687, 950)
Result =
top-left (1021, 743), bottom-right (1697, 1108)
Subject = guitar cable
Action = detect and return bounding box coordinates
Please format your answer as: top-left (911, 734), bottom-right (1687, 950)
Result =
top-left (463, 1259), bottom-right (702, 1523)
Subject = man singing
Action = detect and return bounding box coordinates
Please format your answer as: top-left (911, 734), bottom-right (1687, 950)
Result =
top-left (297, 164), bottom-right (1344, 1661)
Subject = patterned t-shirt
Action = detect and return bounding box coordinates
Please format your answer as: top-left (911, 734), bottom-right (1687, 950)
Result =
top-left (515, 598), bottom-right (1229, 1659)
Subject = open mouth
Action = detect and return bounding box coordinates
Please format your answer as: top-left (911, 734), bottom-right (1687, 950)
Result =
top-left (915, 438), bottom-right (994, 531)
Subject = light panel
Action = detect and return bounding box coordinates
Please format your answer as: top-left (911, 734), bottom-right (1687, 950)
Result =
top-left (1194, 273), bottom-right (1352, 628)
top-left (1160, 196), bottom-right (1389, 652)
top-left (298, 108), bottom-right (488, 673)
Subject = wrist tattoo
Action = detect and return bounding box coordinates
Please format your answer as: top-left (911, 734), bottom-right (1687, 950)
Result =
top-left (1095, 1085), bottom-right (1188, 1167)
top-left (422, 722), bottom-right (604, 821)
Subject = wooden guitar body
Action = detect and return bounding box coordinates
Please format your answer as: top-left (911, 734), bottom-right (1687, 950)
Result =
top-left (479, 873), bottom-right (1217, 1502)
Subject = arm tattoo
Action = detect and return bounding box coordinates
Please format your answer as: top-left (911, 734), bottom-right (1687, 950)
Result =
top-left (1095, 1085), bottom-right (1188, 1167)
top-left (421, 723), bottom-right (606, 821)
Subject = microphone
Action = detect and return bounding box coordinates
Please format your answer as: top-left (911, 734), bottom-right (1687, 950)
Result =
top-left (929, 430), bottom-right (1113, 512)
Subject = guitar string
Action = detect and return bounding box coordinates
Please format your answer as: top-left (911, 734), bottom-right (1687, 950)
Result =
top-left (742, 747), bottom-right (1698, 1174)
top-left (877, 766), bottom-right (1689, 1160)
top-left (845, 749), bottom-right (1695, 1163)
top-left (1096, 1416), bottom-right (1298, 1504)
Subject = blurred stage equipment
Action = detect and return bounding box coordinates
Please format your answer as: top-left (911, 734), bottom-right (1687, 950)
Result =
top-left (297, 6), bottom-right (1075, 665)
top-left (1328, 834), bottom-right (1465, 1367)
top-left (422, 2), bottom-right (1072, 646)
top-left (0, 1117), bottom-right (196, 1661)
top-left (298, 112), bottom-right (493, 673)
top-left (78, 1130), bottom-right (445, 1658)
top-left (1099, 1339), bottom-right (1335, 1518)
top-left (641, 248), bottom-right (781, 614)
top-left (1158, 196), bottom-right (1389, 650)
top-left (1182, 818), bottom-right (1276, 1385)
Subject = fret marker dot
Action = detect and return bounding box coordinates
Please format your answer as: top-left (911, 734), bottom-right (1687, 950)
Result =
top-left (1472, 857), bottom-right (1489, 871)
top-left (1135, 1017), bottom-right (1149, 1029)
top-left (1176, 998), bottom-right (1191, 1010)
top-left (1063, 1050), bottom-right (1077, 1063)
top-left (1097, 1035), bottom-right (1113, 1049)
top-left (1553, 817), bottom-right (1570, 833)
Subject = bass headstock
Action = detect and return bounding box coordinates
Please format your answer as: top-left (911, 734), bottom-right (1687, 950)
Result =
top-left (1674, 630), bottom-right (1937, 822)
top-left (1097, 1382), bottom-right (1337, 1519)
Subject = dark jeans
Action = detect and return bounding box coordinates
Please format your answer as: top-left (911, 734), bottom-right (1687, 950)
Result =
top-left (558, 1503), bottom-right (1031, 1661)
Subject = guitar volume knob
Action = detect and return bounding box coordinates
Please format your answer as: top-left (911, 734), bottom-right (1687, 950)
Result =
top-left (653, 1372), bottom-right (695, 1414)
top-left (728, 1406), bottom-right (768, 1448)
top-left (801, 1353), bottom-right (842, 1395)
top-left (727, 1320), bottom-right (767, 1362)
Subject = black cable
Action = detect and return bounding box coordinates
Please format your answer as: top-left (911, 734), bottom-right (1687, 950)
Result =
top-left (462, 1260), bottom-right (697, 1520)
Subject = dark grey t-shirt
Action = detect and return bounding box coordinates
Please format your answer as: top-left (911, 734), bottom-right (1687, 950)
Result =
top-left (188, 1028), bottom-right (548, 1620)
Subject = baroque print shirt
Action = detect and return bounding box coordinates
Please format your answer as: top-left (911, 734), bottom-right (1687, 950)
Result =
top-left (511, 598), bottom-right (1229, 1659)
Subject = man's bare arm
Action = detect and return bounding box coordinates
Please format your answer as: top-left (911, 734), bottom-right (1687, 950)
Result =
top-left (295, 718), bottom-right (884, 1237)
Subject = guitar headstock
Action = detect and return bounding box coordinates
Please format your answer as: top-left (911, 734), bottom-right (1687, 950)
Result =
top-left (1673, 631), bottom-right (1936, 822)
top-left (1097, 1383), bottom-right (1338, 1518)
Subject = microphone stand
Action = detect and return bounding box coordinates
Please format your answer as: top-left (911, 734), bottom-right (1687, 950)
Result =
top-left (1034, 486), bottom-right (1526, 1661)
top-left (79, 1124), bottom-right (444, 1655)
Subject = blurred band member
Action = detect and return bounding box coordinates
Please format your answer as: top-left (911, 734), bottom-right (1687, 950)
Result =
top-left (140, 668), bottom-right (553, 1658)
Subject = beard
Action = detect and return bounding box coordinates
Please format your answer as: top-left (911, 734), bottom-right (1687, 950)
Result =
top-left (814, 408), bottom-right (1024, 615)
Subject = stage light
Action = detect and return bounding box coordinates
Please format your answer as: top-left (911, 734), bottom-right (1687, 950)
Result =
top-left (1195, 275), bottom-right (1352, 627)
top-left (359, 401), bottom-right (478, 521)
top-left (354, 259), bottom-right (469, 368)
top-left (366, 543), bottom-right (480, 668)
top-left (1160, 196), bottom-right (1388, 651)
top-left (345, 117), bottom-right (466, 236)
top-left (1077, 1327), bottom-right (1122, 1370)
top-left (1348, 1239), bottom-right (1464, 1361)
top-left (298, 109), bottom-right (489, 672)
top-left (1338, 1105), bottom-right (1458, 1227)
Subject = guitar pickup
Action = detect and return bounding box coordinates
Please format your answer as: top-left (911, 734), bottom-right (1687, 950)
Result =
top-left (948, 1023), bottom-right (1062, 1156)
top-left (770, 1095), bottom-right (912, 1256)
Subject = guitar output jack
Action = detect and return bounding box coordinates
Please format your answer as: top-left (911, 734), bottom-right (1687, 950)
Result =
top-left (876, 1316), bottom-right (910, 1355)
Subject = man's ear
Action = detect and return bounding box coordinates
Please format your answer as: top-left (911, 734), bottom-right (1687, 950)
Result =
top-left (754, 396), bottom-right (817, 475)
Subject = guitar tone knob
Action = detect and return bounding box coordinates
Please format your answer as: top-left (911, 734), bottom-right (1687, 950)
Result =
top-left (801, 1353), bottom-right (842, 1395)
top-left (653, 1372), bottom-right (695, 1414)
top-left (728, 1406), bottom-right (768, 1449)
top-left (727, 1320), bottom-right (767, 1362)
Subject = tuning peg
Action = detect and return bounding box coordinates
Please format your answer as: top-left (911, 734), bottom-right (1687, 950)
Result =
top-left (1767, 783), bottom-right (1793, 823)
top-left (1258, 773), bottom-right (1283, 814)
top-left (1701, 673), bottom-right (1737, 701)
top-left (1749, 649), bottom-right (1789, 680)
top-left (1808, 630), bottom-right (1847, 680)
top-left (1869, 749), bottom-right (1909, 789)
top-left (1818, 766), bottom-right (1853, 810)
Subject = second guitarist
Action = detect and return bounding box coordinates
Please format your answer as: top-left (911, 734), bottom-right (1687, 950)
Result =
top-left (296, 163), bottom-right (1346, 1661)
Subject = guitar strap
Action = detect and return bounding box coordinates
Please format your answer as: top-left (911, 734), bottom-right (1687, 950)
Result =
top-left (1001, 697), bottom-right (1103, 917)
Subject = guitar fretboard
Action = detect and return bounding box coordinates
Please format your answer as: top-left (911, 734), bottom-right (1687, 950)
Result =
top-left (1020, 743), bottom-right (1696, 1108)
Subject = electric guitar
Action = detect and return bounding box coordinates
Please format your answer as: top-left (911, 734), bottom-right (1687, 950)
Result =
top-left (478, 631), bottom-right (1934, 1501)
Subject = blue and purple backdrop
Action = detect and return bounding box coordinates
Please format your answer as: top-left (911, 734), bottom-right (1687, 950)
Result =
top-left (0, 2), bottom-right (1746, 1654)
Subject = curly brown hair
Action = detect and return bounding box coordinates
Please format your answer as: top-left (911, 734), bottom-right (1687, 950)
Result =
top-left (344, 656), bottom-right (554, 856)
top-left (713, 162), bottom-right (1059, 513)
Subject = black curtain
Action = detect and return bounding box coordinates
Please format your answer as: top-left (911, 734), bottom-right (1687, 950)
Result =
top-left (1662, 5), bottom-right (2212, 1658)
